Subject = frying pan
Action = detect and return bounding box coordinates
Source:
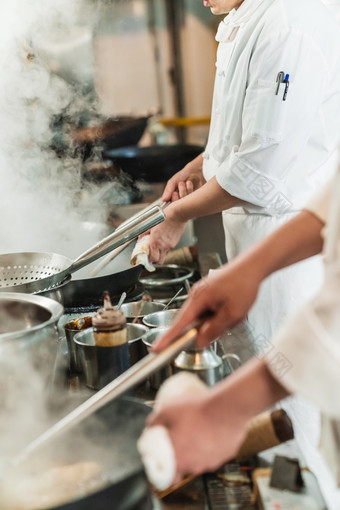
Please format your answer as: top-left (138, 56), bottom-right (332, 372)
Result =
top-left (52, 115), bottom-right (149, 161)
top-left (72, 115), bottom-right (149, 148)
top-left (103, 144), bottom-right (204, 182)
top-left (0, 206), bottom-right (164, 295)
top-left (53, 263), bottom-right (144, 311)
top-left (2, 324), bottom-right (201, 510)
top-left (0, 398), bottom-right (153, 510)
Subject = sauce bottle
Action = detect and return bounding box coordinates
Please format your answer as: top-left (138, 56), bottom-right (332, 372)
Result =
top-left (92, 291), bottom-right (127, 347)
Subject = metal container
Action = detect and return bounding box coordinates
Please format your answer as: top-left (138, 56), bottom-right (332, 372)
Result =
top-left (120, 300), bottom-right (165, 321)
top-left (64, 316), bottom-right (93, 372)
top-left (139, 264), bottom-right (194, 288)
top-left (142, 309), bottom-right (179, 328)
top-left (141, 327), bottom-right (172, 389)
top-left (0, 293), bottom-right (64, 410)
top-left (173, 347), bottom-right (241, 386)
top-left (74, 324), bottom-right (149, 389)
top-left (74, 328), bottom-right (129, 390)
top-left (126, 323), bottom-right (149, 365)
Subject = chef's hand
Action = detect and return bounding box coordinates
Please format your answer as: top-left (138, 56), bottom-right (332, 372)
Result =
top-left (146, 358), bottom-right (288, 483)
top-left (162, 153), bottom-right (205, 203)
top-left (146, 391), bottom-right (248, 481)
top-left (152, 258), bottom-right (261, 350)
top-left (148, 214), bottom-right (187, 265)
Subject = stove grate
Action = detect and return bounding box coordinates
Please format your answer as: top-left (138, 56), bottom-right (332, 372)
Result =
top-left (204, 464), bottom-right (255, 510)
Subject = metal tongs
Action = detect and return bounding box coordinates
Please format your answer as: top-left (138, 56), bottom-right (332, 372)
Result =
top-left (8, 319), bottom-right (206, 470)
top-left (89, 198), bottom-right (170, 277)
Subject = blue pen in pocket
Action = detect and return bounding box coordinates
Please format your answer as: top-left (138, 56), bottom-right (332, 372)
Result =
top-left (283, 74), bottom-right (290, 101)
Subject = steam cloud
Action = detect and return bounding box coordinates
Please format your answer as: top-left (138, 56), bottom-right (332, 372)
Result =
top-left (0, 0), bottom-right (106, 258)
top-left (0, 0), bottom-right (112, 471)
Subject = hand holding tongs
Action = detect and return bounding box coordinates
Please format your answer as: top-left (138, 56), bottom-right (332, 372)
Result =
top-left (89, 199), bottom-right (170, 277)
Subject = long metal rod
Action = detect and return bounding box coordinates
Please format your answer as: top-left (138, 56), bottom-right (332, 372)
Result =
top-left (11, 325), bottom-right (198, 469)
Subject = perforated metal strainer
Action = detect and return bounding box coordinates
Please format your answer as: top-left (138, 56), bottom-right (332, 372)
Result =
top-left (0, 206), bottom-right (164, 294)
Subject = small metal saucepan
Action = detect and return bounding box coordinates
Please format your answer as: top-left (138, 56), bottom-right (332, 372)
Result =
top-left (142, 309), bottom-right (179, 328)
top-left (141, 327), bottom-right (172, 389)
top-left (120, 300), bottom-right (165, 321)
top-left (139, 264), bottom-right (194, 288)
top-left (74, 324), bottom-right (149, 389)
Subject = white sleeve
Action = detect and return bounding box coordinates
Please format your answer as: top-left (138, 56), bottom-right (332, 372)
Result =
top-left (266, 291), bottom-right (340, 419)
top-left (303, 178), bottom-right (334, 225)
top-left (216, 28), bottom-right (331, 211)
top-left (266, 172), bottom-right (340, 418)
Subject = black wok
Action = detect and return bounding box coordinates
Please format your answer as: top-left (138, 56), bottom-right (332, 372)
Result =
top-left (2, 398), bottom-right (153, 510)
top-left (52, 115), bottom-right (149, 161)
top-left (103, 144), bottom-right (204, 182)
top-left (40, 264), bottom-right (143, 312)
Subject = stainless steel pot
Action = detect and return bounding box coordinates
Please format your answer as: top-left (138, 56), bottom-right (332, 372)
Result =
top-left (139, 264), bottom-right (194, 288)
top-left (74, 324), bottom-right (149, 389)
top-left (120, 300), bottom-right (165, 321)
top-left (126, 323), bottom-right (150, 365)
top-left (141, 327), bottom-right (172, 389)
top-left (0, 292), bottom-right (63, 363)
top-left (64, 316), bottom-right (93, 373)
top-left (0, 293), bottom-right (64, 430)
top-left (142, 309), bottom-right (179, 328)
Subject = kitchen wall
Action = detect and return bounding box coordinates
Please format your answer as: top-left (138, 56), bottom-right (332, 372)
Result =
top-left (92, 0), bottom-right (218, 144)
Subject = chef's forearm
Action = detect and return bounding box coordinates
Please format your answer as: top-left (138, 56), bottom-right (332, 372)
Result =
top-left (205, 358), bottom-right (290, 425)
top-left (166, 177), bottom-right (245, 223)
top-left (234, 210), bottom-right (325, 283)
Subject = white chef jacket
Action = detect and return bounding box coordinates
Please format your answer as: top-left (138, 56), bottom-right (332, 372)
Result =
top-left (204, 0), bottom-right (340, 343)
top-left (321, 0), bottom-right (340, 22)
top-left (266, 170), bottom-right (340, 509)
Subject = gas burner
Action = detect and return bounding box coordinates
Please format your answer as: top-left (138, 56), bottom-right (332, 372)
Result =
top-left (204, 463), bottom-right (255, 510)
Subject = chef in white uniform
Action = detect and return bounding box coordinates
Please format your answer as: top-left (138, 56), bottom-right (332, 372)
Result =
top-left (147, 0), bottom-right (340, 344)
top-left (143, 166), bottom-right (340, 509)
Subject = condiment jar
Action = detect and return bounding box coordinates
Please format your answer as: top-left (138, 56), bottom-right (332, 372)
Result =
top-left (92, 291), bottom-right (127, 347)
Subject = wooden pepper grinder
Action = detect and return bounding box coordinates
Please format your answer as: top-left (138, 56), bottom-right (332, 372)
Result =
top-left (92, 291), bottom-right (127, 347)
top-left (236, 409), bottom-right (294, 461)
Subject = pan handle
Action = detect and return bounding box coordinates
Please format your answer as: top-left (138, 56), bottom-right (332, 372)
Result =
top-left (11, 323), bottom-right (200, 468)
top-left (68, 206), bottom-right (165, 275)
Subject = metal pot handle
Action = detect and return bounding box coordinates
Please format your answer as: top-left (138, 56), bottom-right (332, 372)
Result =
top-left (221, 353), bottom-right (242, 377)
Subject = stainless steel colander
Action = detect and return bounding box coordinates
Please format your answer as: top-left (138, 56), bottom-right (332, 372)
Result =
top-left (0, 206), bottom-right (164, 294)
